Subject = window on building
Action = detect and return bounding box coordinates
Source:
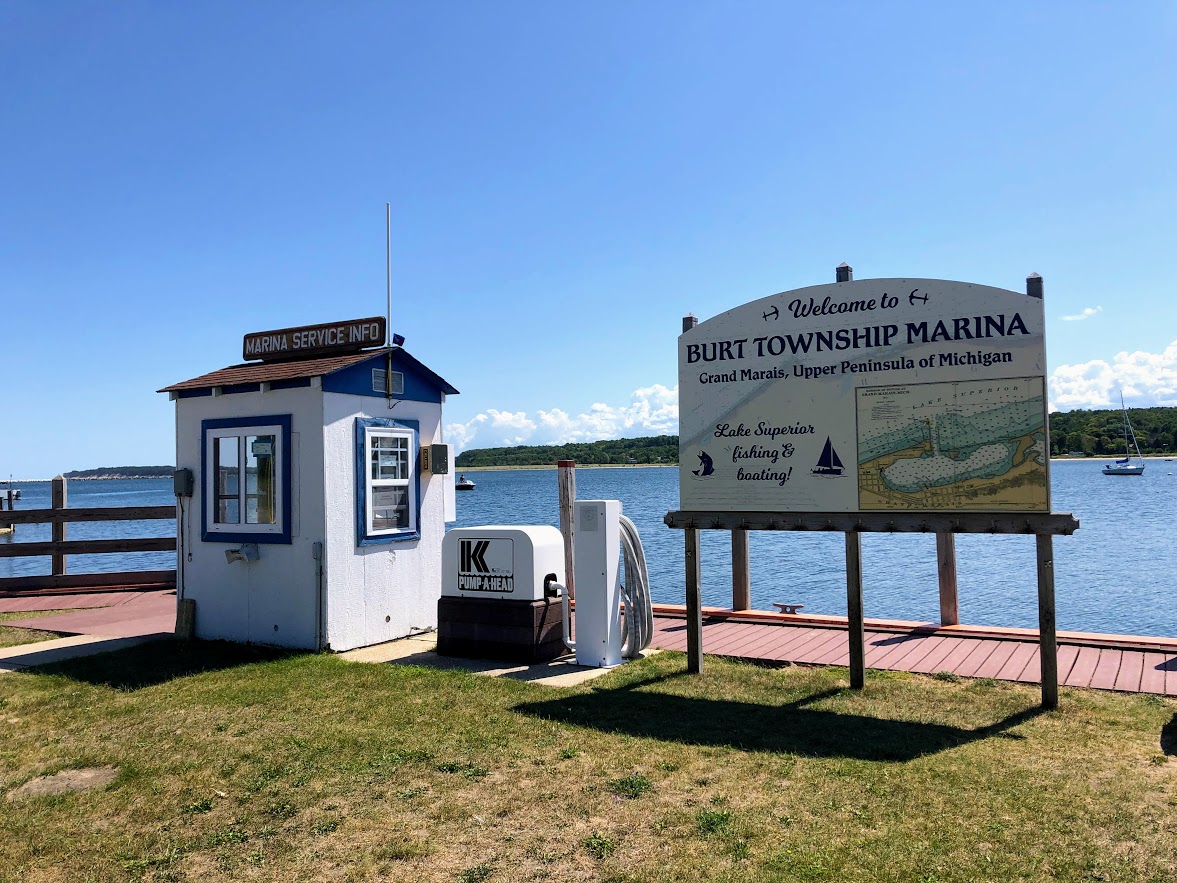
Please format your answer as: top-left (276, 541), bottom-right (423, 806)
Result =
top-left (356, 418), bottom-right (419, 544)
top-left (202, 416), bottom-right (291, 543)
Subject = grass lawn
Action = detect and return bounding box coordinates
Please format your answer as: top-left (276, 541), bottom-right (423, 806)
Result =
top-left (0, 610), bottom-right (68, 649)
top-left (1, 642), bottom-right (1175, 882)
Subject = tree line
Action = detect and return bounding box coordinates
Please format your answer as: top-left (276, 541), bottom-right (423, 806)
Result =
top-left (455, 405), bottom-right (1177, 466)
top-left (63, 466), bottom-right (175, 479)
top-left (455, 435), bottom-right (678, 467)
top-left (1048, 406), bottom-right (1177, 457)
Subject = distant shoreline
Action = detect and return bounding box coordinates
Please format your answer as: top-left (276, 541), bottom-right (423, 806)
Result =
top-left (4, 474), bottom-right (171, 483)
top-left (6, 455), bottom-right (1171, 483)
top-left (457, 464), bottom-right (678, 472)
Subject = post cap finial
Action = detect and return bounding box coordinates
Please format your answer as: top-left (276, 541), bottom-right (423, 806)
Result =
top-left (1026, 273), bottom-right (1044, 299)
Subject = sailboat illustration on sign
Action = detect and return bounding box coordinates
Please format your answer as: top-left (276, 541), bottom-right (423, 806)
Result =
top-left (811, 437), bottom-right (844, 477)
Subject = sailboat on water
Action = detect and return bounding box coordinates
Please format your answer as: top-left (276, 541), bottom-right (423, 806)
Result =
top-left (1103, 393), bottom-right (1145, 476)
top-left (812, 437), bottom-right (844, 477)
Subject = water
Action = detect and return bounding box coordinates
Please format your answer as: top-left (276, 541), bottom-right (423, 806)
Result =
top-left (450, 460), bottom-right (1177, 638)
top-left (0, 479), bottom-right (176, 577)
top-left (4, 462), bottom-right (1175, 636)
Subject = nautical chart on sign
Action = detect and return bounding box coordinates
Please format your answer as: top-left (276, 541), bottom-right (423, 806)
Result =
top-left (856, 378), bottom-right (1048, 511)
top-left (678, 278), bottom-right (1049, 513)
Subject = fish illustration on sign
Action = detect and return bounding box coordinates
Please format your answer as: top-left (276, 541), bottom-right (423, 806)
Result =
top-left (811, 438), bottom-right (844, 477)
top-left (693, 451), bottom-right (715, 477)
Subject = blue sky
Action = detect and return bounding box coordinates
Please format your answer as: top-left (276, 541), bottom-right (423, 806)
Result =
top-left (2, 2), bottom-right (1176, 477)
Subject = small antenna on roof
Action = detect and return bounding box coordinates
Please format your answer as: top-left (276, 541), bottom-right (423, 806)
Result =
top-left (385, 203), bottom-right (394, 408)
top-left (386, 202), bottom-right (392, 345)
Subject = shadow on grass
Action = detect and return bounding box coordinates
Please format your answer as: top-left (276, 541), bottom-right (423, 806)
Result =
top-left (514, 677), bottom-right (1044, 761)
top-left (32, 639), bottom-right (304, 691)
top-left (1161, 715), bottom-right (1177, 756)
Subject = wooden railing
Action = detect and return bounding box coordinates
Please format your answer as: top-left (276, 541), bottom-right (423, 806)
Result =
top-left (0, 476), bottom-right (176, 594)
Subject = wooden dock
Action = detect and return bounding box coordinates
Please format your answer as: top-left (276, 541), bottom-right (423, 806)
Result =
top-left (4, 590), bottom-right (1176, 696)
top-left (649, 606), bottom-right (1177, 696)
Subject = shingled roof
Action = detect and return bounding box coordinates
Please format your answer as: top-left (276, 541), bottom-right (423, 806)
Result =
top-left (158, 348), bottom-right (458, 395)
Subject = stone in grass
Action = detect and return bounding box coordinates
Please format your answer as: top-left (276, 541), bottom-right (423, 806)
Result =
top-left (6, 766), bottom-right (118, 801)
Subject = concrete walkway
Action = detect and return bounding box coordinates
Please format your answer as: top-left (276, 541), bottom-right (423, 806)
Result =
top-left (0, 590), bottom-right (175, 674)
top-left (341, 632), bottom-right (656, 688)
top-left (0, 634), bottom-right (168, 674)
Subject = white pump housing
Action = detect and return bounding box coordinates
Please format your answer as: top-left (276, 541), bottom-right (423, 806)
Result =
top-left (441, 525), bottom-right (565, 602)
top-left (572, 499), bottom-right (623, 667)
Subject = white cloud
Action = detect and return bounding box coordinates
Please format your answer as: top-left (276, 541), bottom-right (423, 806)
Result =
top-left (446, 347), bottom-right (1177, 451)
top-left (1060, 306), bottom-right (1103, 321)
top-left (446, 384), bottom-right (678, 453)
top-left (1049, 340), bottom-right (1177, 410)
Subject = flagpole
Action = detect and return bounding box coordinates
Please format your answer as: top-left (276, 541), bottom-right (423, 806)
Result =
top-left (386, 202), bottom-right (392, 345)
top-left (386, 203), bottom-right (393, 407)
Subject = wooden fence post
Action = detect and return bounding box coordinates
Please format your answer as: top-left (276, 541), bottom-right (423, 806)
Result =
top-left (557, 460), bottom-right (576, 600)
top-left (1036, 533), bottom-right (1059, 709)
top-left (845, 531), bottom-right (865, 689)
top-left (0, 489), bottom-right (12, 535)
top-left (936, 531), bottom-right (959, 625)
top-left (52, 475), bottom-right (67, 575)
top-left (685, 527), bottom-right (703, 674)
top-left (731, 528), bottom-right (750, 610)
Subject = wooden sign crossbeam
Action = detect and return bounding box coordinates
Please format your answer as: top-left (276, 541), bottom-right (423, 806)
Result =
top-left (665, 508), bottom-right (1077, 709)
top-left (664, 510), bottom-right (1079, 535)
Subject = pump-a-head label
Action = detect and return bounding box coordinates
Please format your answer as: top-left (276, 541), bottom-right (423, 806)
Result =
top-left (457, 538), bottom-right (515, 593)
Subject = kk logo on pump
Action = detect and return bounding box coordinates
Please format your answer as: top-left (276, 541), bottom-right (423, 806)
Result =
top-left (460, 539), bottom-right (490, 573)
top-left (456, 538), bottom-right (515, 593)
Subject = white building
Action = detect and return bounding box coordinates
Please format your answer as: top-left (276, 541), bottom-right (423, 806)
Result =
top-left (160, 322), bottom-right (458, 652)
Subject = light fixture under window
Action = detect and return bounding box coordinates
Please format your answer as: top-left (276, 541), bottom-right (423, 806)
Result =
top-left (225, 543), bottom-right (260, 564)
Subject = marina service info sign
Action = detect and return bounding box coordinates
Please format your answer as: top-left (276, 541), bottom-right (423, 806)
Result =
top-left (679, 279), bottom-right (1048, 513)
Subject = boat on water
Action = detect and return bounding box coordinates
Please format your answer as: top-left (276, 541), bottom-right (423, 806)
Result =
top-left (811, 437), bottom-right (844, 477)
top-left (456, 475), bottom-right (476, 491)
top-left (1103, 394), bottom-right (1145, 476)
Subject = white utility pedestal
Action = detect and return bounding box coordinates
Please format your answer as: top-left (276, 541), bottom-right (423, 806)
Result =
top-left (573, 499), bottom-right (622, 667)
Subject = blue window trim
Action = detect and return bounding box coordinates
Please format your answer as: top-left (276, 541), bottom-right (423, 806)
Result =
top-left (201, 414), bottom-right (293, 544)
top-left (355, 417), bottom-right (421, 546)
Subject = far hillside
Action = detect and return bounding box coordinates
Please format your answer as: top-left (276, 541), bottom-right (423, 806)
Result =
top-left (454, 404), bottom-right (1177, 467)
top-left (63, 466), bottom-right (175, 480)
top-left (455, 435), bottom-right (677, 468)
top-left (1048, 406), bottom-right (1176, 456)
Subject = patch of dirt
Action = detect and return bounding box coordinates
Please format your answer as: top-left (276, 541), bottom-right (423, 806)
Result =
top-left (6, 766), bottom-right (118, 801)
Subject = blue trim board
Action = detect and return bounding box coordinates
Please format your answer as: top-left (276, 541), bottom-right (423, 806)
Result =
top-left (354, 416), bottom-right (421, 546)
top-left (322, 350), bottom-right (458, 403)
top-left (200, 414), bottom-right (293, 544)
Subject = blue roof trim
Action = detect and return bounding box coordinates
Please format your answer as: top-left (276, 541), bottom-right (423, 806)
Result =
top-left (323, 350), bottom-right (458, 402)
top-left (178, 388), bottom-right (213, 399)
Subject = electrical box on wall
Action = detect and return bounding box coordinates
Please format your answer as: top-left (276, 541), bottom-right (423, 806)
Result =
top-left (174, 468), bottom-right (194, 497)
top-left (421, 444), bottom-right (450, 475)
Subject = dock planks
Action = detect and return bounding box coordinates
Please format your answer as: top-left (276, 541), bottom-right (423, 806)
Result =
top-left (650, 611), bottom-right (1177, 696)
